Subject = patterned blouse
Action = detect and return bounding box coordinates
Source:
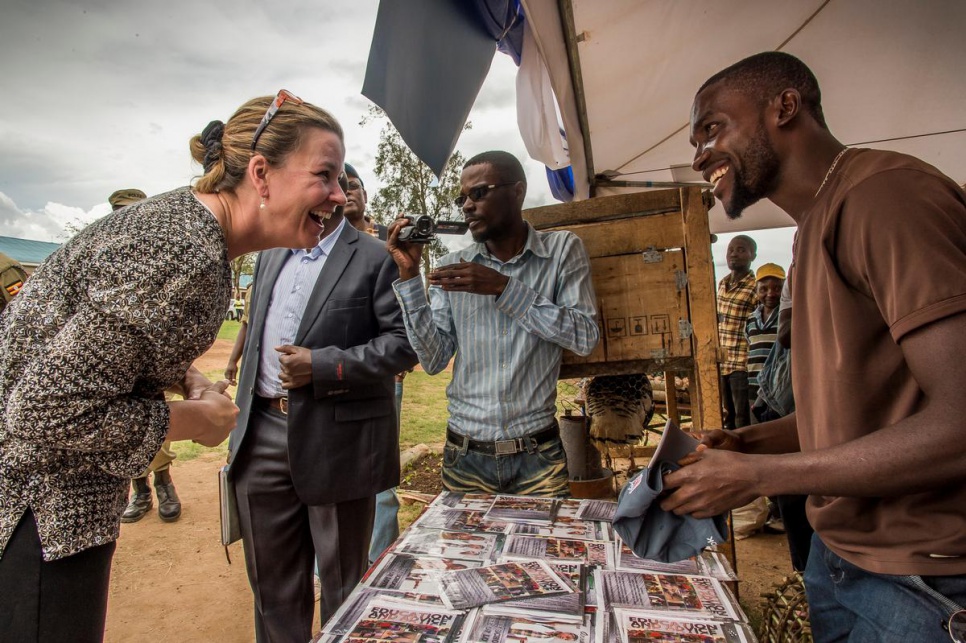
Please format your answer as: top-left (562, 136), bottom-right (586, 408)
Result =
top-left (0, 187), bottom-right (231, 561)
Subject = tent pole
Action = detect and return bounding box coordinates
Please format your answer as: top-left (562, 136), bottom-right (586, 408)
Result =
top-left (557, 0), bottom-right (597, 198)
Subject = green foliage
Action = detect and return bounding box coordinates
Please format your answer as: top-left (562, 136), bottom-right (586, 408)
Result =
top-left (363, 106), bottom-right (468, 271)
top-left (229, 252), bottom-right (257, 294)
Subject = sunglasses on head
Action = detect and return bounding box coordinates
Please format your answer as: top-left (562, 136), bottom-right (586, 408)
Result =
top-left (454, 182), bottom-right (516, 208)
top-left (251, 89), bottom-right (303, 152)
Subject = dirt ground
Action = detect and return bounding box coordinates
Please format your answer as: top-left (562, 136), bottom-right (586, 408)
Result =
top-left (104, 339), bottom-right (795, 642)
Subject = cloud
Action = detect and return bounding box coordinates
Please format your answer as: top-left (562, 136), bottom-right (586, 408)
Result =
top-left (0, 0), bottom-right (562, 236)
top-left (0, 191), bottom-right (109, 243)
top-left (0, 0), bottom-right (384, 213)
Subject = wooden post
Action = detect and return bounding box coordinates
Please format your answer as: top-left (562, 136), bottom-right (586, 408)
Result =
top-left (681, 188), bottom-right (735, 586)
top-left (663, 369), bottom-right (680, 424)
top-left (680, 188), bottom-right (722, 431)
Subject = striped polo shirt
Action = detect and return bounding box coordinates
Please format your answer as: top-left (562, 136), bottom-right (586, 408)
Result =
top-left (744, 305), bottom-right (779, 401)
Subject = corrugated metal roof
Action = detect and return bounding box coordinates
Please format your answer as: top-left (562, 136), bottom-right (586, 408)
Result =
top-left (0, 236), bottom-right (61, 266)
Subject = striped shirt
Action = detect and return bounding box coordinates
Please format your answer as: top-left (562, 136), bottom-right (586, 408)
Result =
top-left (716, 271), bottom-right (757, 375)
top-left (745, 305), bottom-right (779, 401)
top-left (393, 225), bottom-right (599, 441)
top-left (255, 218), bottom-right (346, 398)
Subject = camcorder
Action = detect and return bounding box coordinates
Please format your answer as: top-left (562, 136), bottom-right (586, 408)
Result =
top-left (397, 215), bottom-right (469, 244)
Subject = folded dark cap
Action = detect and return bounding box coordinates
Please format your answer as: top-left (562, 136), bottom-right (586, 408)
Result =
top-left (612, 420), bottom-right (728, 563)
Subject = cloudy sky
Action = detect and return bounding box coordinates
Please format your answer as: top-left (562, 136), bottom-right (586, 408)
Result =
top-left (0, 0), bottom-right (793, 278)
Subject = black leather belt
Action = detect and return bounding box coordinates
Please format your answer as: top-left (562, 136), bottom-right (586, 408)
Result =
top-left (255, 394), bottom-right (288, 415)
top-left (446, 424), bottom-right (559, 456)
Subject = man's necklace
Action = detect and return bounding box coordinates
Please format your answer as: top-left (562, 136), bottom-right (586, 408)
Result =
top-left (814, 147), bottom-right (849, 198)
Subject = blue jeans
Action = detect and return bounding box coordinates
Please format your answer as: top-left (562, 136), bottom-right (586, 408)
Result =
top-left (804, 533), bottom-right (966, 642)
top-left (368, 488), bottom-right (400, 563)
top-left (367, 380), bottom-right (405, 564)
top-left (442, 432), bottom-right (570, 497)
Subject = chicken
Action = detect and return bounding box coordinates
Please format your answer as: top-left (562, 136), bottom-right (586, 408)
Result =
top-left (585, 374), bottom-right (655, 442)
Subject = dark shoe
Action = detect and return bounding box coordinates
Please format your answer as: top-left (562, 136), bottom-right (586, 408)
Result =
top-left (121, 477), bottom-right (152, 523)
top-left (154, 469), bottom-right (182, 522)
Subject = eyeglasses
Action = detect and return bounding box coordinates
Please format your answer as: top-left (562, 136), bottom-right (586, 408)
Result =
top-left (949, 609), bottom-right (966, 642)
top-left (347, 180), bottom-right (364, 192)
top-left (454, 183), bottom-right (516, 207)
top-left (251, 89), bottom-right (303, 152)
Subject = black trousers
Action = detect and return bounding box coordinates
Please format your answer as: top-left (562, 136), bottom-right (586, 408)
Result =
top-left (0, 510), bottom-right (116, 643)
top-left (721, 371), bottom-right (750, 429)
top-left (234, 405), bottom-right (375, 643)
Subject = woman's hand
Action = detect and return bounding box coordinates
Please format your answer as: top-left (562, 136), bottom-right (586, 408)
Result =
top-left (167, 380), bottom-right (238, 446)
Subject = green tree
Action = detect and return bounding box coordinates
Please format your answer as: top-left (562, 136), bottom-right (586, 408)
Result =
top-left (362, 106), bottom-right (468, 271)
top-left (230, 252), bottom-right (257, 295)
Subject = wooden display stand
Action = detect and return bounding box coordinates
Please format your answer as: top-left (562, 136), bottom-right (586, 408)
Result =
top-left (525, 186), bottom-right (721, 431)
top-left (526, 187), bottom-right (735, 576)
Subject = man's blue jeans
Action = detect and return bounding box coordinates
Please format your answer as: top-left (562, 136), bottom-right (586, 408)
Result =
top-left (804, 533), bottom-right (966, 642)
top-left (442, 432), bottom-right (570, 497)
top-left (367, 488), bottom-right (399, 564)
top-left (367, 380), bottom-right (405, 564)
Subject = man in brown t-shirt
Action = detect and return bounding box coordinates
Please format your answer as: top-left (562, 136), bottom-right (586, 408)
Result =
top-left (661, 51), bottom-right (966, 641)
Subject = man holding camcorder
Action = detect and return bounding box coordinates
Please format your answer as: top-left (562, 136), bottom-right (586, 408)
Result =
top-left (387, 150), bottom-right (600, 497)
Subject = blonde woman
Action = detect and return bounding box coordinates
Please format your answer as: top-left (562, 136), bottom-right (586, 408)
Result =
top-left (0, 90), bottom-right (346, 641)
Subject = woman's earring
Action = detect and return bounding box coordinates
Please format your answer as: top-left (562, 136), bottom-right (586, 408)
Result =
top-left (260, 199), bottom-right (266, 210)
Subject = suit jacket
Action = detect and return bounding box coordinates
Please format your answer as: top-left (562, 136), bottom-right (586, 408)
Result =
top-left (227, 224), bottom-right (417, 505)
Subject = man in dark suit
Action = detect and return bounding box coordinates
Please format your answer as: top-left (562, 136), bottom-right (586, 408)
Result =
top-left (227, 177), bottom-right (417, 642)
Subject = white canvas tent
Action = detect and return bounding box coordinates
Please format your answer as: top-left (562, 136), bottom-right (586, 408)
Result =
top-left (366, 0), bottom-right (966, 234)
top-left (522, 0), bottom-right (966, 232)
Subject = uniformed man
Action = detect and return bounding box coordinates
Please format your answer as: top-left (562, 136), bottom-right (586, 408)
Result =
top-left (0, 252), bottom-right (28, 314)
top-left (108, 188), bottom-right (184, 523)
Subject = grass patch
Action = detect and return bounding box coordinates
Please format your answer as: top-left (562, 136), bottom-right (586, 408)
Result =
top-left (399, 370), bottom-right (449, 448)
top-left (218, 320), bottom-right (242, 342)
top-left (171, 438), bottom-right (229, 463)
top-left (398, 503), bottom-right (425, 532)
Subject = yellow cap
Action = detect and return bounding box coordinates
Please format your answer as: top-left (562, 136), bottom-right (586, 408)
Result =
top-left (756, 263), bottom-right (786, 282)
top-left (108, 189), bottom-right (147, 209)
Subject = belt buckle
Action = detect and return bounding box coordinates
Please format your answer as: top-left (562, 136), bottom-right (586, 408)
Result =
top-left (279, 397), bottom-right (289, 415)
top-left (494, 439), bottom-right (519, 456)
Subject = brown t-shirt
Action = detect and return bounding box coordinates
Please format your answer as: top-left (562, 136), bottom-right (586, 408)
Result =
top-left (793, 148), bottom-right (966, 575)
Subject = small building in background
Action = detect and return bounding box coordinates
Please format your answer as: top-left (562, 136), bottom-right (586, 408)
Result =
top-left (0, 235), bottom-right (61, 275)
